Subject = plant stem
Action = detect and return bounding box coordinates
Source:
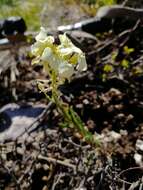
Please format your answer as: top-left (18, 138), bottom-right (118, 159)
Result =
top-left (51, 74), bottom-right (95, 144)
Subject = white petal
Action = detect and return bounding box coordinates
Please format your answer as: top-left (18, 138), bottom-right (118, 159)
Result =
top-left (41, 47), bottom-right (53, 61)
top-left (35, 27), bottom-right (47, 42)
top-left (71, 46), bottom-right (82, 54)
top-left (31, 41), bottom-right (43, 56)
top-left (58, 47), bottom-right (73, 55)
top-left (49, 57), bottom-right (59, 71)
top-left (59, 34), bottom-right (82, 53)
top-left (58, 62), bottom-right (74, 79)
top-left (59, 33), bottom-right (73, 47)
top-left (31, 44), bottom-right (38, 56)
top-left (44, 36), bottom-right (55, 44)
top-left (35, 27), bottom-right (54, 44)
top-left (77, 55), bottom-right (87, 71)
top-left (41, 47), bottom-right (59, 71)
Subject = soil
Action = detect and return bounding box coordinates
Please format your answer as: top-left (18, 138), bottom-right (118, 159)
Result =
top-left (0, 10), bottom-right (143, 190)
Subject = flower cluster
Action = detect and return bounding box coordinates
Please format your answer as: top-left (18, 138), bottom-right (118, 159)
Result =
top-left (31, 27), bottom-right (87, 82)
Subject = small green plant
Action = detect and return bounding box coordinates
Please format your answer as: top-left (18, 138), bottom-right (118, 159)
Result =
top-left (123, 46), bottom-right (134, 55)
top-left (120, 46), bottom-right (134, 69)
top-left (103, 64), bottom-right (113, 72)
top-left (121, 59), bottom-right (130, 69)
top-left (31, 27), bottom-right (97, 145)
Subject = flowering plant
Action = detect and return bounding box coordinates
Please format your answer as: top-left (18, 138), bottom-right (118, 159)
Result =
top-left (31, 27), bottom-right (95, 144)
top-left (31, 27), bottom-right (87, 82)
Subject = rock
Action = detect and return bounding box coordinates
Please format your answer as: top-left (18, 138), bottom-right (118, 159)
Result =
top-left (43, 164), bottom-right (49, 171)
top-left (134, 153), bottom-right (142, 166)
top-left (0, 103), bottom-right (47, 142)
top-left (42, 186), bottom-right (48, 190)
top-left (109, 131), bottom-right (121, 140)
top-left (16, 147), bottom-right (25, 155)
top-left (96, 130), bottom-right (121, 144)
top-left (136, 139), bottom-right (143, 152)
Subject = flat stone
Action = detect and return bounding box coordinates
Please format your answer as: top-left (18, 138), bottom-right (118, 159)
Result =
top-left (0, 103), bottom-right (46, 142)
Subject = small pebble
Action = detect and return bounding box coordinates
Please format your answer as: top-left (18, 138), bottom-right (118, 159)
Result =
top-left (42, 186), bottom-right (48, 190)
top-left (136, 139), bottom-right (143, 151)
top-left (134, 153), bottom-right (142, 165)
top-left (36, 132), bottom-right (44, 141)
top-left (42, 176), bottom-right (49, 182)
top-left (16, 147), bottom-right (24, 155)
top-left (32, 142), bottom-right (40, 150)
top-left (83, 99), bottom-right (89, 105)
top-left (35, 163), bottom-right (42, 170)
top-left (43, 164), bottom-right (49, 171)
top-left (110, 131), bottom-right (121, 140)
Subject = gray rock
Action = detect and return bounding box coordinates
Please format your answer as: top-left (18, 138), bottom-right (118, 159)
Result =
top-left (0, 103), bottom-right (46, 142)
top-left (136, 139), bottom-right (143, 152)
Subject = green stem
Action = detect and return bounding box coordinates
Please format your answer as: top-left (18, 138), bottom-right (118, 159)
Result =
top-left (51, 72), bottom-right (72, 122)
top-left (40, 71), bottom-right (96, 145)
top-left (51, 76), bottom-right (94, 144)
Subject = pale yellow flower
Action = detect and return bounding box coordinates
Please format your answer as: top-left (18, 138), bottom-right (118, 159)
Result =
top-left (31, 28), bottom-right (87, 81)
top-left (58, 33), bottom-right (87, 71)
top-left (31, 27), bottom-right (55, 64)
